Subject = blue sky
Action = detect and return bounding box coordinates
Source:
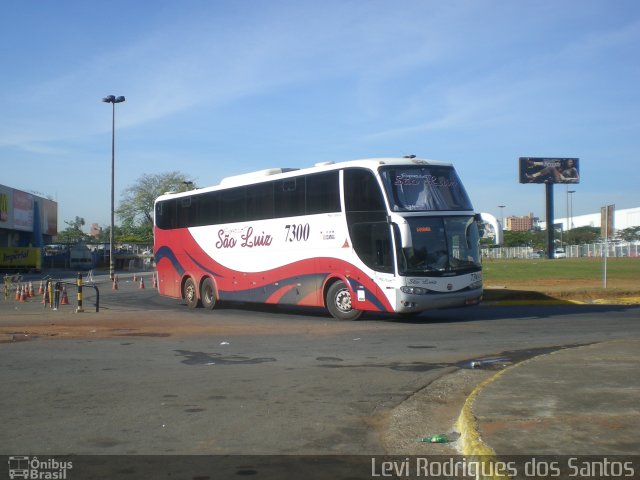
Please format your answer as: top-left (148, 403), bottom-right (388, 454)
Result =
top-left (1, 0), bottom-right (639, 230)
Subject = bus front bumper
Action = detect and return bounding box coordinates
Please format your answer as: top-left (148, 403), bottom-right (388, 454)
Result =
top-left (395, 288), bottom-right (483, 313)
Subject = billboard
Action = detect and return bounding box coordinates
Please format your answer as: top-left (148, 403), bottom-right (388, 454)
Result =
top-left (0, 184), bottom-right (58, 235)
top-left (519, 157), bottom-right (579, 184)
top-left (13, 190), bottom-right (34, 231)
top-left (0, 247), bottom-right (42, 271)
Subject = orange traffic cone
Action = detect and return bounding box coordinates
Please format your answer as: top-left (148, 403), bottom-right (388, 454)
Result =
top-left (139, 277), bottom-right (145, 289)
top-left (19, 285), bottom-right (27, 302)
top-left (152, 273), bottom-right (158, 288)
top-left (38, 280), bottom-right (44, 295)
top-left (60, 285), bottom-right (69, 305)
top-left (28, 281), bottom-right (34, 297)
top-left (133, 273), bottom-right (137, 282)
top-left (16, 284), bottom-right (21, 301)
top-left (112, 277), bottom-right (118, 290)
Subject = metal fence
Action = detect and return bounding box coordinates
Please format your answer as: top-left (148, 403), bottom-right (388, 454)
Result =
top-left (482, 242), bottom-right (640, 259)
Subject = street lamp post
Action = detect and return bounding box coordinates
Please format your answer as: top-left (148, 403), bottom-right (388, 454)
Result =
top-left (102, 95), bottom-right (125, 281)
top-left (498, 205), bottom-right (506, 245)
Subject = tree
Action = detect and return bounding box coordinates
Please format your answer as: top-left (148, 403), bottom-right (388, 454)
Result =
top-left (116, 172), bottom-right (195, 242)
top-left (567, 226), bottom-right (600, 244)
top-left (503, 230), bottom-right (546, 249)
top-left (619, 226), bottom-right (640, 242)
top-left (57, 216), bottom-right (90, 244)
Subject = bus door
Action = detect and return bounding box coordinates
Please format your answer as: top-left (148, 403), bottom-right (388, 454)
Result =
top-left (348, 220), bottom-right (395, 311)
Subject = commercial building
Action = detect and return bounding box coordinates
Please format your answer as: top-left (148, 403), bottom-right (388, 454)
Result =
top-left (505, 212), bottom-right (539, 232)
top-left (540, 206), bottom-right (640, 233)
top-left (0, 183), bottom-right (58, 270)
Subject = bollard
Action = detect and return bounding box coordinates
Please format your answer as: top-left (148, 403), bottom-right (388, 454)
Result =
top-left (42, 282), bottom-right (49, 306)
top-left (47, 280), bottom-right (54, 308)
top-left (53, 282), bottom-right (60, 310)
top-left (76, 272), bottom-right (84, 313)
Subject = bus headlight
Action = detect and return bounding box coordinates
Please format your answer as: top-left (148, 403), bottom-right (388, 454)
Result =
top-left (401, 286), bottom-right (429, 295)
top-left (469, 280), bottom-right (482, 289)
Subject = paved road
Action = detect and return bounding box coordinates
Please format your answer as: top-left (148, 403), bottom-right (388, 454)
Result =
top-left (1, 273), bottom-right (639, 478)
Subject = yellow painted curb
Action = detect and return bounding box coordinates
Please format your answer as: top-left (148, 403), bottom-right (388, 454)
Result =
top-left (482, 297), bottom-right (640, 307)
top-left (455, 360), bottom-right (534, 480)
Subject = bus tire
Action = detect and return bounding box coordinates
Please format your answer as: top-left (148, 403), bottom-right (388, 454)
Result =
top-left (200, 277), bottom-right (217, 310)
top-left (183, 277), bottom-right (200, 309)
top-left (326, 281), bottom-right (363, 321)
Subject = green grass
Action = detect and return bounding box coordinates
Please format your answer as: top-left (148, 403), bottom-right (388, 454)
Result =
top-left (482, 257), bottom-right (640, 301)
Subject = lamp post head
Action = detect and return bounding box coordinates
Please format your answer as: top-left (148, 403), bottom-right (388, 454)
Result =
top-left (102, 95), bottom-right (125, 104)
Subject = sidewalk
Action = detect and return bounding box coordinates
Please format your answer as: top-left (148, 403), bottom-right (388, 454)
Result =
top-left (459, 339), bottom-right (640, 456)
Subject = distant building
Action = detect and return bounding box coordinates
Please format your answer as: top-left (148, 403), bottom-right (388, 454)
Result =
top-left (506, 212), bottom-right (539, 232)
top-left (90, 223), bottom-right (102, 238)
top-left (540, 206), bottom-right (640, 232)
top-left (1, 184), bottom-right (58, 271)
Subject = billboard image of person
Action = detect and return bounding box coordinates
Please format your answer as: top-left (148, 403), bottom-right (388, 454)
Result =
top-left (519, 157), bottom-right (579, 184)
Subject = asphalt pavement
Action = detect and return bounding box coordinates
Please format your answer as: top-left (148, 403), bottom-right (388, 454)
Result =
top-left (2, 275), bottom-right (640, 467)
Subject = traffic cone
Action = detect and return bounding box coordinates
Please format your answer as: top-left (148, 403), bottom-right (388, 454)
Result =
top-left (20, 285), bottom-right (27, 302)
top-left (16, 284), bottom-right (21, 301)
top-left (38, 280), bottom-right (44, 295)
top-left (152, 273), bottom-right (158, 288)
top-left (112, 277), bottom-right (118, 290)
top-left (60, 285), bottom-right (69, 305)
top-left (139, 277), bottom-right (145, 289)
top-left (28, 282), bottom-right (34, 297)
top-left (133, 273), bottom-right (137, 282)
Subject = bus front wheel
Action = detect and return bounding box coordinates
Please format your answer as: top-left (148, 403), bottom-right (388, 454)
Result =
top-left (183, 277), bottom-right (201, 309)
top-left (201, 277), bottom-right (217, 310)
top-left (326, 281), bottom-right (363, 321)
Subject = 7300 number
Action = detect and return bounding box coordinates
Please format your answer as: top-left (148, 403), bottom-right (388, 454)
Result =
top-left (285, 223), bottom-right (310, 242)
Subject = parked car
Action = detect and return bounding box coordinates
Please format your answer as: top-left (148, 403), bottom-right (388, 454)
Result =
top-left (554, 248), bottom-right (567, 259)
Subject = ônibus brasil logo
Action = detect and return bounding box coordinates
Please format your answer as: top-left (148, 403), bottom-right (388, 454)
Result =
top-left (8, 456), bottom-right (72, 479)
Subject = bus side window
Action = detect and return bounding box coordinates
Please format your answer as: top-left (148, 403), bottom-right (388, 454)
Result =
top-left (344, 169), bottom-right (386, 213)
top-left (246, 181), bottom-right (274, 220)
top-left (344, 169), bottom-right (393, 273)
top-left (275, 178), bottom-right (305, 218)
top-left (156, 199), bottom-right (178, 230)
top-left (197, 191), bottom-right (220, 226)
top-left (306, 171), bottom-right (340, 215)
top-left (221, 187), bottom-right (247, 224)
top-left (178, 196), bottom-right (192, 228)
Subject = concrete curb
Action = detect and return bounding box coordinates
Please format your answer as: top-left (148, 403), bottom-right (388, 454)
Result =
top-left (454, 358), bottom-right (538, 480)
top-left (481, 297), bottom-right (640, 307)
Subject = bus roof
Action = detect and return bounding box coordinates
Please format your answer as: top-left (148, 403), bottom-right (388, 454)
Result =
top-left (157, 157), bottom-right (453, 201)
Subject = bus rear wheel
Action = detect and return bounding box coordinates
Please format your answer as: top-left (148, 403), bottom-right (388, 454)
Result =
top-left (326, 281), bottom-right (363, 321)
top-left (201, 277), bottom-right (217, 310)
top-left (183, 277), bottom-right (201, 308)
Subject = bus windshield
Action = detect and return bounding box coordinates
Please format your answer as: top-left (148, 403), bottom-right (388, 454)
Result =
top-left (380, 165), bottom-right (473, 211)
top-left (398, 216), bottom-right (481, 275)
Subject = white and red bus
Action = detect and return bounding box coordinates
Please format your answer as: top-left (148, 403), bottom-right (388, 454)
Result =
top-left (153, 157), bottom-right (482, 320)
